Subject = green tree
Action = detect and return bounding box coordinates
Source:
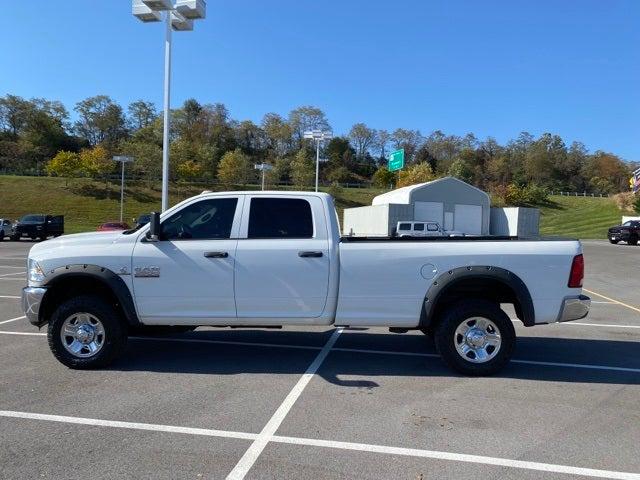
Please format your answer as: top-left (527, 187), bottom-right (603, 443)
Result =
top-left (372, 166), bottom-right (395, 188)
top-left (348, 123), bottom-right (376, 159)
top-left (74, 95), bottom-right (127, 147)
top-left (127, 100), bottom-right (157, 131)
top-left (290, 148), bottom-right (315, 188)
top-left (45, 151), bottom-right (81, 186)
top-left (447, 159), bottom-right (474, 183)
top-left (217, 148), bottom-right (254, 185)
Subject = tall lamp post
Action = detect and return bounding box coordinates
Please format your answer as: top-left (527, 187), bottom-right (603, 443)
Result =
top-left (132, 0), bottom-right (206, 212)
top-left (113, 156), bottom-right (134, 223)
top-left (303, 129), bottom-right (332, 192)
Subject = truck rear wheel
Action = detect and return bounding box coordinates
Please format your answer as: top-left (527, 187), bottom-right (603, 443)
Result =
top-left (47, 295), bottom-right (127, 369)
top-left (434, 299), bottom-right (515, 376)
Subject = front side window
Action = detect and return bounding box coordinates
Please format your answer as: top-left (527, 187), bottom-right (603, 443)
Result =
top-left (427, 223), bottom-right (439, 231)
top-left (248, 198), bottom-right (313, 239)
top-left (162, 198), bottom-right (238, 240)
top-left (413, 223), bottom-right (425, 231)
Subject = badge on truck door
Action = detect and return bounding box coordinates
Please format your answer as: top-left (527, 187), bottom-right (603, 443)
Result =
top-left (134, 266), bottom-right (160, 278)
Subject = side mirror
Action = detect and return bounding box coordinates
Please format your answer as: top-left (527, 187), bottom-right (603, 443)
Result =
top-left (146, 212), bottom-right (161, 242)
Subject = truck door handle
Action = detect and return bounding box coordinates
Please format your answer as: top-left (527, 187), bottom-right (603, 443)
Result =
top-left (298, 251), bottom-right (323, 258)
top-left (204, 251), bottom-right (229, 258)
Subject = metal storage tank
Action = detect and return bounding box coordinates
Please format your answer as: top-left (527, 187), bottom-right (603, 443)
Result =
top-left (371, 177), bottom-right (491, 235)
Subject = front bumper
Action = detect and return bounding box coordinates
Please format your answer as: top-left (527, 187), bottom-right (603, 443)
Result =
top-left (557, 294), bottom-right (591, 323)
top-left (22, 287), bottom-right (47, 326)
top-left (608, 231), bottom-right (628, 241)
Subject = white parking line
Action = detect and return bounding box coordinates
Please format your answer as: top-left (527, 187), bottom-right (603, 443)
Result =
top-left (570, 322), bottom-right (640, 329)
top-left (0, 330), bottom-right (638, 374)
top-left (0, 265), bottom-right (27, 269)
top-left (0, 316), bottom-right (26, 325)
top-left (271, 435), bottom-right (640, 480)
top-left (0, 410), bottom-right (638, 480)
top-left (0, 271), bottom-right (25, 277)
top-left (592, 301), bottom-right (616, 304)
top-left (0, 410), bottom-right (257, 441)
top-left (0, 295), bottom-right (20, 299)
top-left (226, 328), bottom-right (343, 480)
top-left (512, 319), bottom-right (640, 329)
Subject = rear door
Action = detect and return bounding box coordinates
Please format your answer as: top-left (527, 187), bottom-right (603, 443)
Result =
top-left (234, 195), bottom-right (330, 319)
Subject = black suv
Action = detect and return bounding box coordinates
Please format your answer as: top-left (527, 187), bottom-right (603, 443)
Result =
top-left (10, 214), bottom-right (64, 241)
top-left (608, 220), bottom-right (640, 245)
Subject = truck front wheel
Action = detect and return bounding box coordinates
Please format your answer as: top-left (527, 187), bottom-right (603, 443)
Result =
top-left (48, 295), bottom-right (127, 369)
top-left (434, 300), bottom-right (515, 376)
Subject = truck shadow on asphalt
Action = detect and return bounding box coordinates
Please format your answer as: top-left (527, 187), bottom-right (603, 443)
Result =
top-left (106, 329), bottom-right (640, 386)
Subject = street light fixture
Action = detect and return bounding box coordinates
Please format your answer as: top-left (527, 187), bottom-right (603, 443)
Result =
top-left (132, 0), bottom-right (206, 212)
top-left (303, 129), bottom-right (332, 192)
top-left (254, 163), bottom-right (274, 191)
top-left (113, 156), bottom-right (134, 223)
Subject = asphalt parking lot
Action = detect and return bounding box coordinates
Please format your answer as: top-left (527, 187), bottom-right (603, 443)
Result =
top-left (0, 239), bottom-right (638, 479)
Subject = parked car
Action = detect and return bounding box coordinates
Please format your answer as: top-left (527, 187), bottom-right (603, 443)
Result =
top-left (98, 222), bottom-right (131, 232)
top-left (608, 220), bottom-right (640, 245)
top-left (22, 191), bottom-right (590, 376)
top-left (10, 214), bottom-right (64, 241)
top-left (396, 221), bottom-right (443, 237)
top-left (395, 221), bottom-right (465, 238)
top-left (0, 218), bottom-right (12, 240)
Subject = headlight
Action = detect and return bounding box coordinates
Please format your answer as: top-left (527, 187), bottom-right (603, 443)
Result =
top-left (28, 259), bottom-right (45, 284)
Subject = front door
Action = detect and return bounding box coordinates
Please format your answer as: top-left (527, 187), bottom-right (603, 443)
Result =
top-left (132, 196), bottom-right (243, 324)
top-left (234, 196), bottom-right (330, 319)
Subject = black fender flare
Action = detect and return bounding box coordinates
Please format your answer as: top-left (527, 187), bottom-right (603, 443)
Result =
top-left (39, 264), bottom-right (141, 327)
top-left (419, 265), bottom-right (535, 327)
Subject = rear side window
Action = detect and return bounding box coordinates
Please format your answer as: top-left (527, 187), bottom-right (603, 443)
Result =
top-left (398, 223), bottom-right (411, 231)
top-left (248, 198), bottom-right (313, 239)
top-left (413, 223), bottom-right (425, 231)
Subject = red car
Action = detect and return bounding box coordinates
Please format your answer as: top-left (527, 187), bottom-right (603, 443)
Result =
top-left (97, 221), bottom-right (130, 232)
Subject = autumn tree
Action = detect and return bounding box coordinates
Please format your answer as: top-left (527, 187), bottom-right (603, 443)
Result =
top-left (217, 148), bottom-right (254, 185)
top-left (396, 163), bottom-right (435, 187)
top-left (45, 151), bottom-right (81, 186)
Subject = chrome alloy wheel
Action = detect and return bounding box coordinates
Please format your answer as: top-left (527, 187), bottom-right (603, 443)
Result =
top-left (454, 316), bottom-right (501, 363)
top-left (60, 313), bottom-right (105, 358)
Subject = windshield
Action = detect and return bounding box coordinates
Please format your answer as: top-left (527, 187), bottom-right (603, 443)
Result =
top-left (20, 215), bottom-right (45, 223)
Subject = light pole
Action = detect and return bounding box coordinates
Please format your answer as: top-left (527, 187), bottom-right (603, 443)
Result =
top-left (113, 156), bottom-right (134, 222)
top-left (254, 163), bottom-right (274, 191)
top-left (303, 129), bottom-right (332, 192)
top-left (132, 0), bottom-right (206, 211)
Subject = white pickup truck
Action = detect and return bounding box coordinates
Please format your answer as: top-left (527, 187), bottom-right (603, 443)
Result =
top-left (22, 191), bottom-right (590, 375)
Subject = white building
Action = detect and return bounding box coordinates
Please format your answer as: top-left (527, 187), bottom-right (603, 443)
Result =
top-left (359, 176), bottom-right (491, 235)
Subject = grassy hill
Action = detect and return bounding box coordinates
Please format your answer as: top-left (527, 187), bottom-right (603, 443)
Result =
top-left (0, 175), bottom-right (628, 238)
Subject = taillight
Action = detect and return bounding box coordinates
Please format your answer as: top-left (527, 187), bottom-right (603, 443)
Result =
top-left (568, 254), bottom-right (584, 288)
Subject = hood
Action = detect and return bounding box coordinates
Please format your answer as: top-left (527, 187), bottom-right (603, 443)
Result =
top-left (608, 225), bottom-right (625, 232)
top-left (29, 231), bottom-right (128, 256)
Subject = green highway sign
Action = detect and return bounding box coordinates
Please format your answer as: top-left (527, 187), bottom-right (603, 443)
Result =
top-left (388, 149), bottom-right (405, 172)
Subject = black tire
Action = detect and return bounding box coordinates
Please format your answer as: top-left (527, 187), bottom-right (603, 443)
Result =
top-left (609, 239), bottom-right (619, 244)
top-left (434, 299), bottom-right (515, 376)
top-left (10, 235), bottom-right (19, 241)
top-left (129, 325), bottom-right (197, 336)
top-left (628, 236), bottom-right (638, 246)
top-left (47, 295), bottom-right (127, 369)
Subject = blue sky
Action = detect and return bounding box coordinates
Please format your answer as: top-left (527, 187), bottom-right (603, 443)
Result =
top-left (2, 1), bottom-right (639, 159)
